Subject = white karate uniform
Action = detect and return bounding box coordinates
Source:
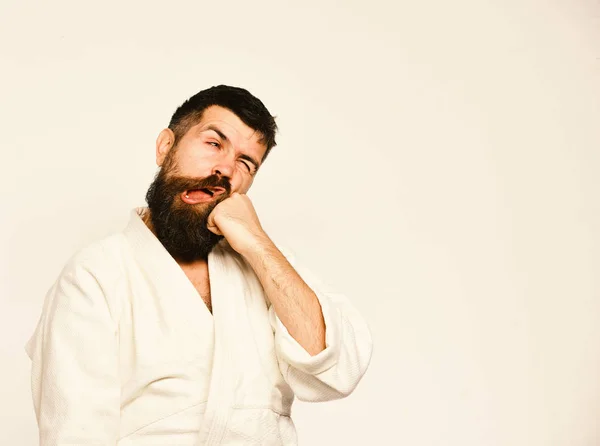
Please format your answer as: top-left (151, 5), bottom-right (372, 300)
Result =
top-left (26, 207), bottom-right (373, 445)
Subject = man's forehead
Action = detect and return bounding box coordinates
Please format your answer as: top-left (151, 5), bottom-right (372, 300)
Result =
top-left (197, 106), bottom-right (259, 142)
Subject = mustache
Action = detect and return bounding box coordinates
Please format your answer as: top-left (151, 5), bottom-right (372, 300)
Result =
top-left (164, 173), bottom-right (232, 196)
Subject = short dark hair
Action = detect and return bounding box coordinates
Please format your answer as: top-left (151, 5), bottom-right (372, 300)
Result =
top-left (168, 85), bottom-right (278, 162)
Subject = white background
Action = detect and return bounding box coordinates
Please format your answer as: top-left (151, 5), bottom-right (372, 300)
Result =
top-left (1, 1), bottom-right (599, 445)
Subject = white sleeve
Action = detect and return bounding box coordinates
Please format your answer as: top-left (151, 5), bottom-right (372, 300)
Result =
top-left (268, 252), bottom-right (373, 402)
top-left (25, 254), bottom-right (120, 445)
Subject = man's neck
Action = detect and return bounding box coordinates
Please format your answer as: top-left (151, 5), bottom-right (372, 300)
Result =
top-left (140, 207), bottom-right (212, 312)
top-left (140, 208), bottom-right (209, 272)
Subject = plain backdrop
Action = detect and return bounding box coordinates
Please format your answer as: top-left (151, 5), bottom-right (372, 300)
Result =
top-left (1, 0), bottom-right (599, 445)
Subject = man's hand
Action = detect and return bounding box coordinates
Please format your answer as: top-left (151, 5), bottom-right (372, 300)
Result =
top-left (207, 192), bottom-right (268, 254)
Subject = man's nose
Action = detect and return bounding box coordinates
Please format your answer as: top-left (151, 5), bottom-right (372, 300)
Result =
top-left (211, 154), bottom-right (235, 179)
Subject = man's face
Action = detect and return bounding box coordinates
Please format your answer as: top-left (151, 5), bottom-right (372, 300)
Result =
top-left (145, 105), bottom-right (268, 262)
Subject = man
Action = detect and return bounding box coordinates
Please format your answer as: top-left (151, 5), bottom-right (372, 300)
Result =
top-left (26, 85), bottom-right (373, 445)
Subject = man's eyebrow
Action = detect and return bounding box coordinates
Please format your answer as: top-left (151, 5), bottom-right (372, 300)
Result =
top-left (202, 124), bottom-right (261, 171)
top-left (203, 124), bottom-right (229, 143)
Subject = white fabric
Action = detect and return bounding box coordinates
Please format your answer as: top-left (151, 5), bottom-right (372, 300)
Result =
top-left (25, 207), bottom-right (373, 445)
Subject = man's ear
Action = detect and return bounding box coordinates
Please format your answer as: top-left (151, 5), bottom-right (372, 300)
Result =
top-left (155, 128), bottom-right (175, 166)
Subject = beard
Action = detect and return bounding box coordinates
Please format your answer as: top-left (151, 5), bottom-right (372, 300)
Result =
top-left (144, 162), bottom-right (231, 263)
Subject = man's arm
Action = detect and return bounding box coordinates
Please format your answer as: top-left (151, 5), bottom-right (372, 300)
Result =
top-left (239, 234), bottom-right (327, 355)
top-left (208, 193), bottom-right (373, 401)
top-left (26, 251), bottom-right (120, 445)
top-left (207, 192), bottom-right (327, 354)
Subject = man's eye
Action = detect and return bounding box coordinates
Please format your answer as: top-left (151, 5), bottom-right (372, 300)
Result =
top-left (239, 160), bottom-right (252, 172)
top-left (208, 141), bottom-right (220, 148)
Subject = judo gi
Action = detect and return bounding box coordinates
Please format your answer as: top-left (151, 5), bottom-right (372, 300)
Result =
top-left (26, 207), bottom-right (373, 445)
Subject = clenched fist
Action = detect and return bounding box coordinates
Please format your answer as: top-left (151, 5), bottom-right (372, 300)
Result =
top-left (207, 192), bottom-right (269, 255)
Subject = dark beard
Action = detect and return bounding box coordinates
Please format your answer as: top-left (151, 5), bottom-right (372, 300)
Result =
top-left (145, 167), bottom-right (231, 263)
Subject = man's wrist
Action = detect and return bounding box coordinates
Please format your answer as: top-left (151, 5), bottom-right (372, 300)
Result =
top-left (238, 231), bottom-right (276, 261)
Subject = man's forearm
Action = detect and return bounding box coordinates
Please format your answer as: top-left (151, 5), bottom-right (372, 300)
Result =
top-left (240, 235), bottom-right (326, 356)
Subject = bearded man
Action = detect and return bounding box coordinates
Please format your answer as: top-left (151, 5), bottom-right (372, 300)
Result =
top-left (26, 85), bottom-right (373, 445)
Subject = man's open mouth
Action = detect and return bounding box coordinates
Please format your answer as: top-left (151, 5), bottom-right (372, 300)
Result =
top-left (181, 187), bottom-right (227, 204)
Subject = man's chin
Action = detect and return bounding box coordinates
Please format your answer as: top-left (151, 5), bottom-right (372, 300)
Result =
top-left (158, 227), bottom-right (222, 263)
top-left (151, 205), bottom-right (221, 259)
top-left (173, 200), bottom-right (214, 219)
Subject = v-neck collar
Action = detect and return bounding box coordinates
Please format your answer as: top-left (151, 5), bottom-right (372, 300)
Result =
top-left (122, 207), bottom-right (217, 322)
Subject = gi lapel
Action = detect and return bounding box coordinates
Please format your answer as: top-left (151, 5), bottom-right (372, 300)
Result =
top-left (198, 241), bottom-right (245, 445)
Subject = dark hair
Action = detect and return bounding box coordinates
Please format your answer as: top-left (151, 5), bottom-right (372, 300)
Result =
top-left (168, 85), bottom-right (278, 162)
